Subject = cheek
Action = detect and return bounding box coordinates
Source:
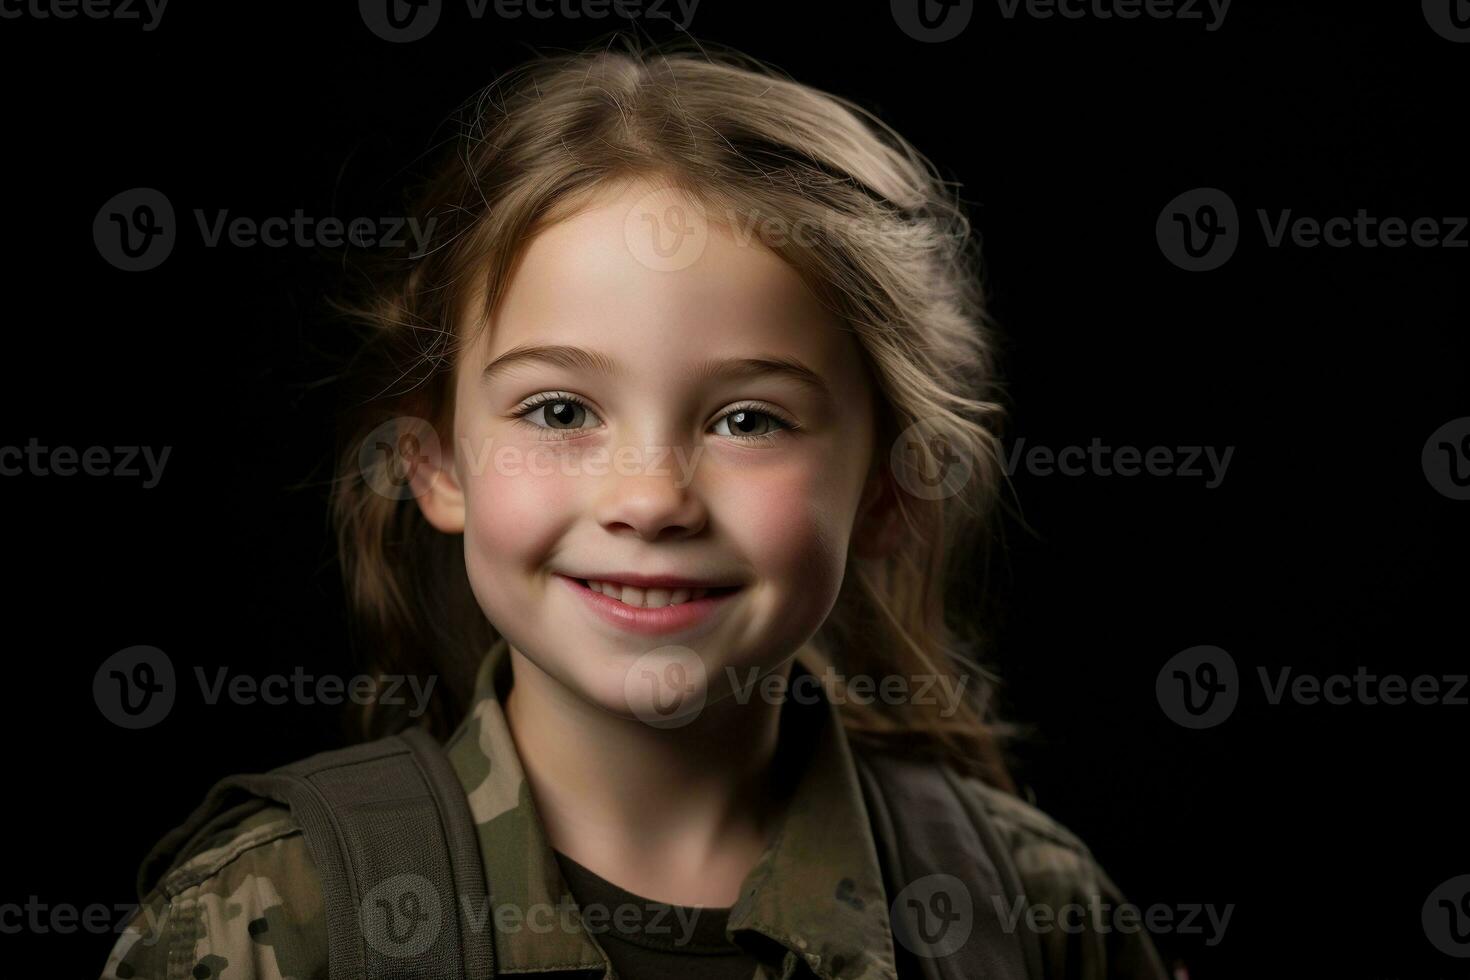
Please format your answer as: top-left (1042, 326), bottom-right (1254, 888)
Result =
top-left (457, 432), bottom-right (581, 574)
top-left (711, 454), bottom-right (855, 602)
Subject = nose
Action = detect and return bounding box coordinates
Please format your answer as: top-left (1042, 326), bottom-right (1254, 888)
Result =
top-left (594, 456), bottom-right (708, 542)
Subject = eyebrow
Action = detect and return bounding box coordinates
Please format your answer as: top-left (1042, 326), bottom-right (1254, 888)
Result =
top-left (481, 344), bottom-right (832, 400)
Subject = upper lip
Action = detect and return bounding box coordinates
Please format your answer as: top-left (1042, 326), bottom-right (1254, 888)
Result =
top-left (559, 571), bottom-right (742, 590)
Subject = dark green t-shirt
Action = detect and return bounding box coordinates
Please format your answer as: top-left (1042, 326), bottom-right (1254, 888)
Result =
top-left (553, 849), bottom-right (762, 980)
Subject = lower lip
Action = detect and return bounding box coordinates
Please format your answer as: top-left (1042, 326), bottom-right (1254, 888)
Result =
top-left (557, 574), bottom-right (739, 636)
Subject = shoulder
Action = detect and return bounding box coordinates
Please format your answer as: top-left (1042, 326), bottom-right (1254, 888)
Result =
top-left (102, 803), bottom-right (329, 980)
top-left (946, 770), bottom-right (1171, 980)
top-left (948, 771), bottom-right (1104, 884)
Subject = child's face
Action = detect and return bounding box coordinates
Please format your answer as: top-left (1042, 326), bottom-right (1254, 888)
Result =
top-left (421, 177), bottom-right (886, 721)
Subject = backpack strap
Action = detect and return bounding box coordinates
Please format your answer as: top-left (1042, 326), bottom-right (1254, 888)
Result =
top-left (853, 749), bottom-right (1043, 980)
top-left (140, 727), bottom-right (495, 980)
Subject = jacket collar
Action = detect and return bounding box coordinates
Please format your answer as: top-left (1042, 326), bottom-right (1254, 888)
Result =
top-left (442, 637), bottom-right (899, 980)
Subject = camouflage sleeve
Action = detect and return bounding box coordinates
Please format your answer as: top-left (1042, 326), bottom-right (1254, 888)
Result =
top-left (99, 804), bottom-right (329, 980)
top-left (961, 779), bottom-right (1172, 980)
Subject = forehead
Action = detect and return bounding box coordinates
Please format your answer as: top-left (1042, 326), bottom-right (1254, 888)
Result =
top-left (466, 178), bottom-right (863, 381)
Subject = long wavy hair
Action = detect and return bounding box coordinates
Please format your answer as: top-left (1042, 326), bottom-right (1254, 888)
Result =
top-left (330, 36), bottom-right (1016, 791)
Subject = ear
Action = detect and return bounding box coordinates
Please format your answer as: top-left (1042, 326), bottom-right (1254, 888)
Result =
top-left (407, 424), bottom-right (465, 534)
top-left (850, 463), bottom-right (903, 560)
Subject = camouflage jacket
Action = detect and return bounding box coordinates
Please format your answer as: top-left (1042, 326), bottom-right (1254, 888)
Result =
top-left (100, 640), bottom-right (1169, 980)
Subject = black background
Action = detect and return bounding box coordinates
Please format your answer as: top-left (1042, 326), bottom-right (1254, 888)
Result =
top-left (3, 2), bottom-right (1467, 978)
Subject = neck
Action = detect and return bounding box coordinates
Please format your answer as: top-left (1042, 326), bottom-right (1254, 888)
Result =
top-left (503, 647), bottom-right (794, 906)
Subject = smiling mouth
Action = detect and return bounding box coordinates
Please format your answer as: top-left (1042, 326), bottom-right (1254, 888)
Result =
top-left (557, 573), bottom-right (742, 636)
top-left (572, 577), bottom-right (741, 608)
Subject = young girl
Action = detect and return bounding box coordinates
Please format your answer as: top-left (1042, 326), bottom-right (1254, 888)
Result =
top-left (102, 38), bottom-right (1167, 980)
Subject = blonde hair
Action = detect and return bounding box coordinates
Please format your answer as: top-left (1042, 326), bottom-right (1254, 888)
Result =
top-left (331, 35), bottom-right (1015, 790)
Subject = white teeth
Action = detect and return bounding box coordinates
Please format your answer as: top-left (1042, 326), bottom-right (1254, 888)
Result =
top-left (582, 580), bottom-right (710, 607)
